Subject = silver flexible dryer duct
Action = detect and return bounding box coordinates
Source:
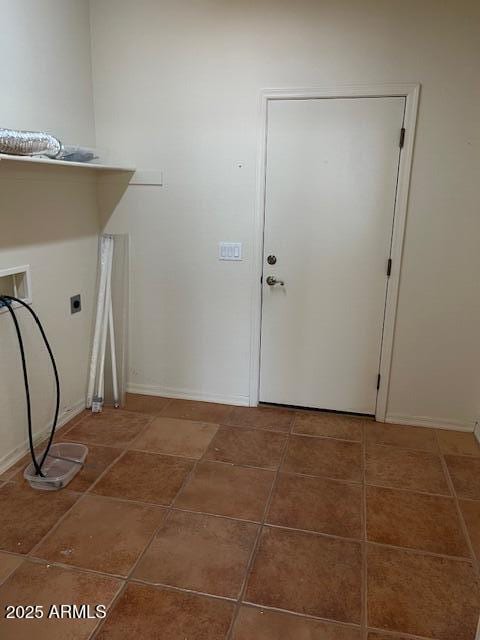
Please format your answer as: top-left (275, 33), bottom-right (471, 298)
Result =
top-left (0, 127), bottom-right (62, 158)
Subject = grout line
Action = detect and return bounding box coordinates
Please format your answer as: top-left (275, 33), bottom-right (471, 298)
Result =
top-left (62, 407), bottom-right (153, 433)
top-left (364, 480), bottom-right (454, 499)
top-left (56, 438), bottom-right (125, 450)
top-left (27, 551), bottom-right (241, 610)
top-left (241, 600), bottom-right (364, 631)
top-left (27, 490), bottom-right (90, 558)
top-left (98, 579), bottom-right (126, 637)
top-left (0, 468), bottom-right (20, 483)
top-left (264, 521), bottom-right (362, 543)
top-left (440, 451), bottom-right (480, 460)
top-left (270, 468), bottom-right (364, 485)
top-left (89, 581), bottom-right (239, 640)
top-left (80, 414), bottom-right (165, 498)
top-left (73, 565), bottom-right (126, 640)
top-left (62, 409), bottom-right (157, 446)
top-left (24, 554), bottom-right (129, 581)
top-left (225, 427), bottom-right (292, 640)
top-left (290, 430), bottom-right (364, 444)
top-left (165, 416), bottom-right (274, 639)
top-left (278, 468), bottom-right (363, 484)
top-left (366, 625), bottom-right (444, 640)
top-left (435, 431), bottom-right (480, 575)
top-left (364, 480), bottom-right (451, 499)
top-left (118, 579), bottom-right (238, 605)
top-left (287, 412), bottom-right (297, 435)
top-left (294, 432), bottom-right (363, 444)
top-left (156, 403), bottom-right (294, 435)
top-left (130, 447), bottom-right (277, 471)
top-left (220, 423), bottom-right (291, 436)
top-left (81, 449), bottom-right (129, 496)
top-left (68, 489), bottom-right (172, 511)
top-left (365, 540), bottom-right (472, 563)
top-left (0, 548), bottom-right (28, 561)
top-left (170, 505), bottom-right (261, 526)
top-left (362, 422), bottom-right (368, 639)
top-left (456, 496), bottom-right (480, 504)
top-left (288, 432), bottom-right (363, 446)
top-left (129, 577), bottom-right (237, 603)
top-left (366, 440), bottom-right (443, 456)
top-left (0, 481), bottom-right (19, 491)
top-left (124, 396), bottom-right (174, 418)
top-left (0, 555), bottom-right (24, 587)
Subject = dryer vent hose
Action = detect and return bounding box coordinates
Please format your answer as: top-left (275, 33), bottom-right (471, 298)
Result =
top-left (0, 127), bottom-right (62, 158)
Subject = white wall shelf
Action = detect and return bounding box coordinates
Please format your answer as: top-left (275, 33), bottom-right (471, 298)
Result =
top-left (0, 153), bottom-right (135, 173)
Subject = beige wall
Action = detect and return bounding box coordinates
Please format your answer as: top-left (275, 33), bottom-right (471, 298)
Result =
top-left (0, 0), bottom-right (99, 471)
top-left (89, 0), bottom-right (480, 428)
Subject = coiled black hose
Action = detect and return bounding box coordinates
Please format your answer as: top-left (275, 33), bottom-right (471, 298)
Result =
top-left (0, 295), bottom-right (60, 477)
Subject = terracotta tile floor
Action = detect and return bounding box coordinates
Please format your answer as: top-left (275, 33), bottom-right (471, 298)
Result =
top-left (0, 397), bottom-right (479, 639)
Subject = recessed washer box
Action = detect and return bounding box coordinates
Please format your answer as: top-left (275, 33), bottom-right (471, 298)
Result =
top-left (0, 265), bottom-right (32, 312)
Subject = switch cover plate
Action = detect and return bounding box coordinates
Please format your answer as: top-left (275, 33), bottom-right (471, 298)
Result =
top-left (219, 242), bottom-right (242, 261)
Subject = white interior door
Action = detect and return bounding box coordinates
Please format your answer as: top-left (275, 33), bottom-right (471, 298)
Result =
top-left (260, 96), bottom-right (405, 414)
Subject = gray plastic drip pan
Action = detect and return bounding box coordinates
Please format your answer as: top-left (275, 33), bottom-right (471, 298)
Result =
top-left (24, 442), bottom-right (88, 491)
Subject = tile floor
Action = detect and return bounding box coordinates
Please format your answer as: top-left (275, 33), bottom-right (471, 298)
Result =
top-left (0, 396), bottom-right (479, 639)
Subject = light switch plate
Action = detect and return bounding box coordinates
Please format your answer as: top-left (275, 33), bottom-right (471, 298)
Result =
top-left (219, 242), bottom-right (242, 261)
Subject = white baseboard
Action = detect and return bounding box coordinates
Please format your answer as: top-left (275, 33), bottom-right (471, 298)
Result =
top-left (126, 383), bottom-right (249, 407)
top-left (385, 414), bottom-right (474, 432)
top-left (0, 399), bottom-right (86, 477)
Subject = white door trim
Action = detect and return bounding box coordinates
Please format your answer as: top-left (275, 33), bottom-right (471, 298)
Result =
top-left (248, 83), bottom-right (421, 421)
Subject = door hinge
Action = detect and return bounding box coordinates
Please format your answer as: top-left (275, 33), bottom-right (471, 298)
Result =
top-left (399, 127), bottom-right (406, 149)
top-left (387, 258), bottom-right (392, 277)
top-left (377, 373), bottom-right (381, 390)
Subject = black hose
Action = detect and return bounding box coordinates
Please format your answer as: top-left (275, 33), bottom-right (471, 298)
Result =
top-left (0, 295), bottom-right (61, 476)
top-left (1, 298), bottom-right (43, 476)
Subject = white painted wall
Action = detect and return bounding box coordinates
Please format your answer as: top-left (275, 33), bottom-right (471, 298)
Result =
top-left (0, 0), bottom-right (476, 461)
top-left (0, 0), bottom-right (98, 471)
top-left (89, 0), bottom-right (480, 428)
top-left (0, 0), bottom-right (95, 145)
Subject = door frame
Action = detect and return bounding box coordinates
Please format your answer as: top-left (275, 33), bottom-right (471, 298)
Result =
top-left (248, 83), bottom-right (420, 421)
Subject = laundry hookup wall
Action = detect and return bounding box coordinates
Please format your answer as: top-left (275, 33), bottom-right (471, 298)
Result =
top-left (0, 0), bottom-right (99, 474)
